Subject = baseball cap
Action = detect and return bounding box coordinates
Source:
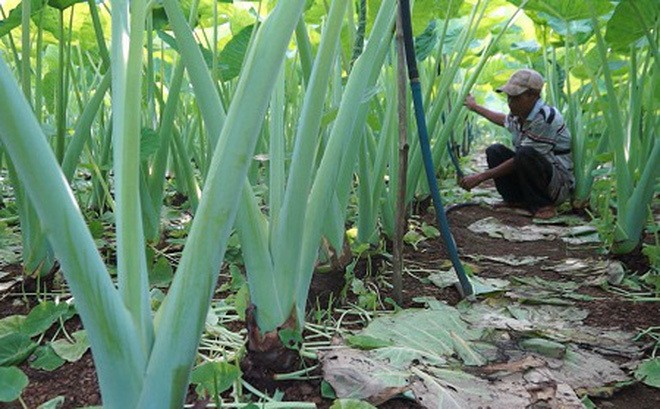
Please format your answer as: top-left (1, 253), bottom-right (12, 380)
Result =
top-left (496, 69), bottom-right (544, 96)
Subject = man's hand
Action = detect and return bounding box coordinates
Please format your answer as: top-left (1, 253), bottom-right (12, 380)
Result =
top-left (459, 174), bottom-right (483, 191)
top-left (463, 94), bottom-right (478, 112)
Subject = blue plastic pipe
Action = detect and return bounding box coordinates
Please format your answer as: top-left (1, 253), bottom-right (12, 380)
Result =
top-left (399, 0), bottom-right (473, 298)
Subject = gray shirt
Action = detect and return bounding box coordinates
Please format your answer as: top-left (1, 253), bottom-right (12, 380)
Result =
top-left (504, 98), bottom-right (575, 203)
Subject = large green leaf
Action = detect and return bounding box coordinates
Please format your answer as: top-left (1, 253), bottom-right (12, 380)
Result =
top-left (0, 333), bottom-right (37, 366)
top-left (21, 301), bottom-right (69, 337)
top-left (51, 330), bottom-right (89, 362)
top-left (37, 396), bottom-right (66, 409)
top-left (543, 15), bottom-right (594, 44)
top-left (140, 128), bottom-right (162, 162)
top-left (29, 345), bottom-right (66, 371)
top-left (148, 256), bottom-right (174, 288)
top-left (0, 316), bottom-right (26, 338)
top-left (359, 304), bottom-right (484, 368)
top-left (605, 0), bottom-right (659, 50)
top-left (635, 358), bottom-right (660, 388)
top-left (47, 0), bottom-right (86, 11)
top-left (218, 23), bottom-right (254, 81)
top-left (571, 46), bottom-right (627, 80)
top-left (0, 0), bottom-right (47, 38)
top-left (507, 0), bottom-right (613, 22)
top-left (0, 366), bottom-right (28, 402)
top-left (330, 399), bottom-right (378, 409)
top-left (368, 0), bottom-right (466, 37)
top-left (190, 361), bottom-right (241, 397)
top-left (152, 1), bottom-right (246, 31)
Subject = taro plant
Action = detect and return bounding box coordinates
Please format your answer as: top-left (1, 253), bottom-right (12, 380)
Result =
top-left (0, 1), bottom-right (309, 408)
top-left (235, 0), bottom-right (398, 368)
top-left (588, 0), bottom-right (659, 254)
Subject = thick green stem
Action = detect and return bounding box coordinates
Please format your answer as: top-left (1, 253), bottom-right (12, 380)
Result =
top-left (138, 2), bottom-right (307, 406)
top-left (56, 10), bottom-right (66, 163)
top-left (110, 0), bottom-right (154, 354)
top-left (0, 55), bottom-right (146, 409)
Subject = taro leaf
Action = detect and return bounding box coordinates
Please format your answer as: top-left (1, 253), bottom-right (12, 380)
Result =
top-left (635, 358), bottom-right (660, 388)
top-left (279, 328), bottom-right (303, 351)
top-left (420, 223), bottom-right (440, 238)
top-left (506, 0), bottom-right (613, 22)
top-left (228, 264), bottom-right (246, 292)
top-left (329, 399), bottom-right (378, 409)
top-left (481, 254), bottom-right (547, 266)
top-left (232, 282), bottom-right (249, 321)
top-left (47, 0), bottom-right (86, 11)
top-left (22, 301), bottom-right (69, 337)
top-left (429, 269), bottom-right (508, 295)
top-left (365, 0), bottom-right (465, 39)
top-left (0, 0), bottom-right (47, 38)
top-left (190, 361), bottom-right (241, 397)
top-left (519, 338), bottom-right (566, 359)
top-left (360, 306), bottom-right (483, 368)
top-left (0, 366), bottom-right (28, 402)
top-left (510, 40), bottom-right (541, 52)
top-left (506, 305), bottom-right (588, 327)
top-left (42, 70), bottom-right (58, 114)
top-left (415, 19), bottom-right (438, 62)
top-left (51, 330), bottom-right (89, 362)
top-left (467, 217), bottom-right (559, 242)
top-left (320, 348), bottom-right (409, 404)
top-left (152, 6), bottom-right (169, 31)
top-left (605, 0), bottom-right (659, 50)
top-left (542, 15), bottom-right (594, 44)
top-left (413, 367), bottom-right (536, 408)
top-left (30, 345), bottom-right (65, 371)
top-left (140, 128), bottom-right (161, 162)
top-left (414, 365), bottom-right (583, 408)
top-left (304, 0), bottom-right (328, 25)
top-left (149, 256), bottom-right (173, 288)
top-left (403, 230), bottom-right (425, 248)
top-left (0, 315), bottom-right (27, 338)
top-left (553, 347), bottom-right (629, 393)
top-left (0, 249), bottom-right (20, 268)
top-left (347, 335), bottom-right (394, 350)
top-left (450, 331), bottom-right (486, 366)
top-left (322, 380), bottom-right (337, 399)
top-left (582, 395), bottom-right (597, 409)
top-left (36, 395), bottom-right (65, 409)
top-left (0, 333), bottom-right (38, 366)
top-left (218, 24), bottom-right (254, 82)
top-left (436, 18), bottom-right (465, 56)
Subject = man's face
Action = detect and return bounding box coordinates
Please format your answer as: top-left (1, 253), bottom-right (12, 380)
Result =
top-left (507, 91), bottom-right (538, 119)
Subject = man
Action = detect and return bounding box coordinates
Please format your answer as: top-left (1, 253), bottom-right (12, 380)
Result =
top-left (461, 68), bottom-right (574, 219)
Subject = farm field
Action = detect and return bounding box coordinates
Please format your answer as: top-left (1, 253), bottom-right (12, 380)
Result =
top-left (0, 0), bottom-right (657, 408)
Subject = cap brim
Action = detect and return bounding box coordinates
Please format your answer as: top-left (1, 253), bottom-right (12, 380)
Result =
top-left (496, 84), bottom-right (527, 96)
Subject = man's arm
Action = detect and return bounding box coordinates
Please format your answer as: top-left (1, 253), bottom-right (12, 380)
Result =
top-left (464, 94), bottom-right (506, 127)
top-left (459, 157), bottom-right (515, 190)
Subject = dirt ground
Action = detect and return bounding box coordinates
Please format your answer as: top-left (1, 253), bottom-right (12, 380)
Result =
top-left (1, 202), bottom-right (658, 408)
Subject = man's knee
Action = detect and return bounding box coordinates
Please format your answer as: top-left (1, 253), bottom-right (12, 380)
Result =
top-left (515, 146), bottom-right (552, 176)
top-left (486, 144), bottom-right (513, 165)
top-left (515, 146), bottom-right (537, 158)
top-left (486, 143), bottom-right (508, 157)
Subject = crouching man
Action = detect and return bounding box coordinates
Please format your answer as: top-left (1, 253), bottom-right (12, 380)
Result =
top-left (461, 68), bottom-right (574, 219)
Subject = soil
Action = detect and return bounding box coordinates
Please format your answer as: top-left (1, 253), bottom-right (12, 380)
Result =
top-left (1, 203), bottom-right (658, 408)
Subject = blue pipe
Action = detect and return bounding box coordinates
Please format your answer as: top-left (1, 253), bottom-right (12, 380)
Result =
top-left (399, 1), bottom-right (473, 298)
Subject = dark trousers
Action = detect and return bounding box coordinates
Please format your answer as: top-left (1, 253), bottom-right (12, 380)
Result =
top-left (486, 144), bottom-right (554, 211)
